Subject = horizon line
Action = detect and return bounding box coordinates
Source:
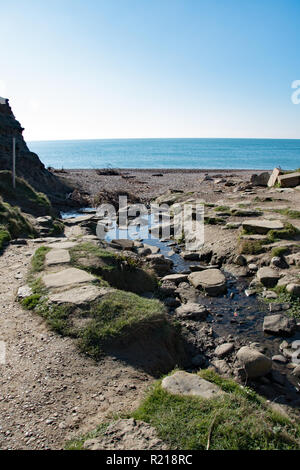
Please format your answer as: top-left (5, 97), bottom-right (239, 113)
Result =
top-left (27, 136), bottom-right (300, 143)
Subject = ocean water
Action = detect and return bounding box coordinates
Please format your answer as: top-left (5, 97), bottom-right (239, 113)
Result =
top-left (28, 138), bottom-right (300, 170)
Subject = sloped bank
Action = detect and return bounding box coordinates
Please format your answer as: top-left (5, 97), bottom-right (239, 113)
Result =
top-left (19, 239), bottom-right (187, 376)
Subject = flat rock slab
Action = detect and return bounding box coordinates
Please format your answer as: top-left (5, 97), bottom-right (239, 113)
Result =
top-left (237, 346), bottom-right (272, 378)
top-left (268, 168), bottom-right (281, 187)
top-left (242, 219), bottom-right (284, 235)
top-left (161, 273), bottom-right (189, 284)
top-left (175, 303), bottom-right (209, 320)
top-left (45, 249), bottom-right (70, 266)
top-left (278, 172), bottom-right (300, 188)
top-left (42, 268), bottom-right (96, 289)
top-left (64, 215), bottom-right (95, 226)
top-left (263, 314), bottom-right (296, 337)
top-left (257, 267), bottom-right (280, 288)
top-left (111, 239), bottom-right (134, 250)
top-left (188, 269), bottom-right (227, 296)
top-left (49, 285), bottom-right (112, 305)
top-left (46, 241), bottom-right (78, 250)
top-left (162, 371), bottom-right (224, 399)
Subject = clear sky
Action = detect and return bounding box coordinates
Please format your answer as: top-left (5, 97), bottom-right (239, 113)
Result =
top-left (1, 0), bottom-right (300, 140)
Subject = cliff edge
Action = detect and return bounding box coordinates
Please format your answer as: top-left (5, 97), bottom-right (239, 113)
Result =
top-left (0, 98), bottom-right (72, 202)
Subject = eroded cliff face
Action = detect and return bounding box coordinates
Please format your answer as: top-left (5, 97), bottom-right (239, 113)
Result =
top-left (0, 99), bottom-right (71, 202)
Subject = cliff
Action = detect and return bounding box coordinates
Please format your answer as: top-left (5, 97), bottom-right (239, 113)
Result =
top-left (0, 98), bottom-right (72, 203)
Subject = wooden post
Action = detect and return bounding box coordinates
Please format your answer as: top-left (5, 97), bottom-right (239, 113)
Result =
top-left (12, 137), bottom-right (16, 189)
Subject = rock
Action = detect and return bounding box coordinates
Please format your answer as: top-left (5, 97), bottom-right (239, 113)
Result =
top-left (293, 365), bottom-right (300, 378)
top-left (236, 346), bottom-right (272, 378)
top-left (278, 172), bottom-right (300, 188)
top-left (267, 168), bottom-right (281, 187)
top-left (161, 273), bottom-right (189, 285)
top-left (146, 254), bottom-right (173, 275)
top-left (210, 359), bottom-right (232, 377)
top-left (174, 303), bottom-right (209, 320)
top-left (111, 239), bottom-right (134, 251)
top-left (286, 283), bottom-right (300, 297)
top-left (263, 314), bottom-right (296, 336)
top-left (245, 289), bottom-right (257, 297)
top-left (269, 302), bottom-right (290, 312)
top-left (161, 371), bottom-right (225, 399)
top-left (180, 251), bottom-right (199, 261)
top-left (234, 254), bottom-right (247, 266)
top-left (257, 267), bottom-right (280, 288)
top-left (83, 418), bottom-right (167, 450)
top-left (272, 355), bottom-right (287, 364)
top-left (160, 281), bottom-right (177, 296)
top-left (270, 256), bottom-right (289, 269)
top-left (262, 290), bottom-right (278, 299)
top-left (188, 269), bottom-right (227, 296)
top-left (49, 285), bottom-right (112, 305)
top-left (45, 249), bottom-right (70, 266)
top-left (191, 354), bottom-right (205, 367)
top-left (143, 244), bottom-right (160, 255)
top-left (242, 219), bottom-right (284, 235)
top-left (214, 343), bottom-right (234, 358)
top-left (248, 263), bottom-right (258, 272)
top-left (42, 268), bottom-right (96, 289)
top-left (250, 172), bottom-right (270, 187)
top-left (285, 253), bottom-right (300, 267)
top-left (17, 285), bottom-right (33, 299)
top-left (46, 241), bottom-right (78, 250)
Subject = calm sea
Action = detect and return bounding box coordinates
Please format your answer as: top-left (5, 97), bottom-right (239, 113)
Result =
top-left (28, 138), bottom-right (300, 170)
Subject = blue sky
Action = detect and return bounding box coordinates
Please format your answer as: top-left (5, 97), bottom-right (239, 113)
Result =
top-left (1, 0), bottom-right (300, 140)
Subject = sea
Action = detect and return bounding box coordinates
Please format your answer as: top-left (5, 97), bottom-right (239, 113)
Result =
top-left (27, 138), bottom-right (300, 170)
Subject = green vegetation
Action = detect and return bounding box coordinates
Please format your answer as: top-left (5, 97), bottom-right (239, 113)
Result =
top-left (238, 239), bottom-right (265, 255)
top-left (0, 196), bottom-right (36, 240)
top-left (214, 206), bottom-right (230, 212)
top-left (68, 370), bottom-right (300, 450)
top-left (0, 228), bottom-right (11, 251)
top-left (267, 223), bottom-right (299, 242)
top-left (272, 208), bottom-right (300, 219)
top-left (271, 246), bottom-right (290, 258)
top-left (21, 293), bottom-right (42, 310)
top-left (0, 170), bottom-right (52, 216)
top-left (78, 291), bottom-right (167, 358)
top-left (70, 242), bottom-right (157, 293)
top-left (30, 246), bottom-right (51, 273)
top-left (204, 216), bottom-right (225, 225)
top-left (263, 285), bottom-right (300, 319)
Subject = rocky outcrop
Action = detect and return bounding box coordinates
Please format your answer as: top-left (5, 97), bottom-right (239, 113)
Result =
top-left (0, 99), bottom-right (71, 202)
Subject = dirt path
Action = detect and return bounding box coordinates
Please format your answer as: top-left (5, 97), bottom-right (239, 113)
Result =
top-left (0, 241), bottom-right (152, 450)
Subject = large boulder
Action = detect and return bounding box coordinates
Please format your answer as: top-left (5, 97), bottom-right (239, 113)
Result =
top-left (286, 283), bottom-right (300, 298)
top-left (236, 346), bottom-right (272, 378)
top-left (242, 219), bottom-right (284, 235)
top-left (174, 303), bottom-right (209, 320)
top-left (257, 267), bottom-right (280, 288)
top-left (188, 269), bottom-right (227, 296)
top-left (263, 314), bottom-right (296, 337)
top-left (250, 172), bottom-right (270, 186)
top-left (161, 371), bottom-right (225, 399)
top-left (278, 172), bottom-right (300, 188)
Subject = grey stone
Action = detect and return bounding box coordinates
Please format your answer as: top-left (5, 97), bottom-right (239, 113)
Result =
top-left (161, 371), bottom-right (225, 399)
top-left (286, 283), bottom-right (300, 297)
top-left (175, 302), bottom-right (209, 320)
top-left (42, 268), bottom-right (96, 289)
top-left (214, 343), bottom-right (234, 358)
top-left (242, 219), bottom-right (284, 235)
top-left (236, 346), bottom-right (272, 378)
top-left (272, 355), bottom-right (287, 364)
top-left (250, 172), bottom-right (270, 187)
top-left (45, 249), bottom-right (70, 266)
top-left (263, 314), bottom-right (296, 336)
top-left (257, 267), bottom-right (280, 288)
top-left (161, 273), bottom-right (189, 285)
top-left (17, 285), bottom-right (33, 299)
top-left (278, 172), bottom-right (300, 188)
top-left (188, 269), bottom-right (227, 296)
top-left (49, 285), bottom-right (112, 305)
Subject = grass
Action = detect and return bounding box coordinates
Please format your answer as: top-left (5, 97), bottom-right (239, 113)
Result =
top-left (267, 223), bottom-right (299, 242)
top-left (204, 216), bottom-right (225, 225)
top-left (68, 370), bottom-right (300, 450)
top-left (272, 208), bottom-right (300, 219)
top-left (263, 285), bottom-right (300, 319)
top-left (238, 239), bottom-right (265, 255)
top-left (271, 246), bottom-right (290, 258)
top-left (70, 242), bottom-right (157, 293)
top-left (0, 228), bottom-right (11, 251)
top-left (0, 170), bottom-right (52, 216)
top-left (30, 246), bottom-right (51, 273)
top-left (0, 196), bottom-right (36, 239)
top-left (214, 206), bottom-right (230, 212)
